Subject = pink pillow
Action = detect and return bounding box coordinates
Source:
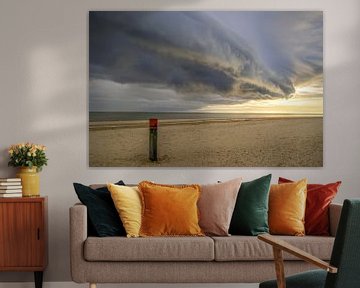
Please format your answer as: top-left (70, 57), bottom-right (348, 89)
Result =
top-left (198, 178), bottom-right (242, 236)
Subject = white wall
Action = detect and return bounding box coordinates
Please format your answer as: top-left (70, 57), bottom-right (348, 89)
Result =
top-left (0, 0), bottom-right (359, 283)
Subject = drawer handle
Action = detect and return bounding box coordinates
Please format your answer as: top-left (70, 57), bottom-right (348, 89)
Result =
top-left (37, 228), bottom-right (40, 240)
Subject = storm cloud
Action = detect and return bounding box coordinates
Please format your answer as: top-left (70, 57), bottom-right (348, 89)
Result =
top-left (89, 11), bottom-right (323, 112)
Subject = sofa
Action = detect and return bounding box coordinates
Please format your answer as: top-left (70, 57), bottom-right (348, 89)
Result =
top-left (70, 201), bottom-right (342, 287)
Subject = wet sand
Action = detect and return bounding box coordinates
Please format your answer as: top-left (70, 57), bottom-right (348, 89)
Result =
top-left (89, 117), bottom-right (323, 167)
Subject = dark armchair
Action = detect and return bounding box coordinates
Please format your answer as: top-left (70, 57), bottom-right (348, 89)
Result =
top-left (258, 199), bottom-right (360, 288)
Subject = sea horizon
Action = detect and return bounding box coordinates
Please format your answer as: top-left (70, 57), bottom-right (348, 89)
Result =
top-left (89, 111), bottom-right (323, 122)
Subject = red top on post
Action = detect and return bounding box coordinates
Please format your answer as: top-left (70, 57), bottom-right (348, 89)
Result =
top-left (149, 118), bottom-right (158, 128)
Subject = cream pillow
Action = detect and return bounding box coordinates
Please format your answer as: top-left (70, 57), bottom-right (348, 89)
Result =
top-left (198, 178), bottom-right (242, 236)
top-left (107, 183), bottom-right (142, 237)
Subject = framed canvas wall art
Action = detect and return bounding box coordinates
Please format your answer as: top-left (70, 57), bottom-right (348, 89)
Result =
top-left (89, 11), bottom-right (323, 167)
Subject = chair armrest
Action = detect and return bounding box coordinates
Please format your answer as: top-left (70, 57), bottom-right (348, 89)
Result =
top-left (258, 234), bottom-right (337, 273)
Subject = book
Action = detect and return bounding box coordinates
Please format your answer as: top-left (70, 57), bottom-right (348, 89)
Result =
top-left (0, 188), bottom-right (22, 192)
top-left (0, 193), bottom-right (22, 198)
top-left (0, 182), bottom-right (22, 186)
top-left (0, 178), bottom-right (21, 182)
top-left (0, 185), bottom-right (22, 190)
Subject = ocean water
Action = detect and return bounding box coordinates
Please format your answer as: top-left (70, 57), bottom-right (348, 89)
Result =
top-left (89, 112), bottom-right (322, 122)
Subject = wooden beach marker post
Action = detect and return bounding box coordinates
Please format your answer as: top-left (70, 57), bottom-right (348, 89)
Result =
top-left (149, 118), bottom-right (158, 161)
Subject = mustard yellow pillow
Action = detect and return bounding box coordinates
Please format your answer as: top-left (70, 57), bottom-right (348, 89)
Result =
top-left (107, 183), bottom-right (142, 237)
top-left (138, 181), bottom-right (204, 237)
top-left (269, 179), bottom-right (307, 236)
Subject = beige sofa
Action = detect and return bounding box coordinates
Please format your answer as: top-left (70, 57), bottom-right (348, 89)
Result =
top-left (70, 203), bottom-right (342, 287)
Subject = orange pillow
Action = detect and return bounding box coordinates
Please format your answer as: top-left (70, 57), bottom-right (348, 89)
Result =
top-left (138, 181), bottom-right (204, 237)
top-left (269, 179), bottom-right (307, 236)
top-left (278, 177), bottom-right (341, 235)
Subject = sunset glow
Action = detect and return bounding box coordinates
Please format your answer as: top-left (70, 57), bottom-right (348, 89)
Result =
top-left (90, 12), bottom-right (323, 116)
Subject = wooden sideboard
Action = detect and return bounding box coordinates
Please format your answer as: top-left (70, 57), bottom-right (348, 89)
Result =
top-left (0, 197), bottom-right (47, 288)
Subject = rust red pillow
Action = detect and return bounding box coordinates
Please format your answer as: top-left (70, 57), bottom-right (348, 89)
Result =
top-left (278, 177), bottom-right (341, 236)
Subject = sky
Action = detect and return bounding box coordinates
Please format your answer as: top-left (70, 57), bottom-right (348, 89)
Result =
top-left (89, 11), bottom-right (323, 114)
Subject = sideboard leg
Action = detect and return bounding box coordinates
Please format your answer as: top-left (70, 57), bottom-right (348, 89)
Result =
top-left (90, 283), bottom-right (97, 288)
top-left (34, 271), bottom-right (43, 288)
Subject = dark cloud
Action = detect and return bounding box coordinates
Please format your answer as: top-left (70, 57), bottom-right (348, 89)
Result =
top-left (89, 11), bottom-right (322, 112)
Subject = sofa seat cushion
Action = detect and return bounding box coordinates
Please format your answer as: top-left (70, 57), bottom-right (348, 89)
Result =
top-left (84, 236), bottom-right (214, 261)
top-left (212, 236), bottom-right (334, 261)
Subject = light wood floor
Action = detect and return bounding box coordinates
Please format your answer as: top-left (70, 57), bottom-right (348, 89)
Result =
top-left (0, 282), bottom-right (259, 288)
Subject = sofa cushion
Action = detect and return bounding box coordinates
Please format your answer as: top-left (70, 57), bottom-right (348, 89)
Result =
top-left (229, 174), bottom-right (271, 236)
top-left (269, 179), bottom-right (307, 236)
top-left (198, 178), bottom-right (242, 236)
top-left (139, 181), bottom-right (203, 237)
top-left (279, 177), bottom-right (341, 236)
top-left (73, 181), bottom-right (126, 237)
top-left (84, 236), bottom-right (214, 261)
top-left (108, 184), bottom-right (142, 238)
top-left (212, 236), bottom-right (334, 261)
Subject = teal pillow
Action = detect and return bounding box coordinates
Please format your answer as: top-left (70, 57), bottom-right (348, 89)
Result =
top-left (229, 174), bottom-right (272, 236)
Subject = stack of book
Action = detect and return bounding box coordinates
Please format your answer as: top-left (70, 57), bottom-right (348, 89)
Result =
top-left (0, 178), bottom-right (22, 197)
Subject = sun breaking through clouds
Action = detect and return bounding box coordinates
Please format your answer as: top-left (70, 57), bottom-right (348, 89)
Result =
top-left (89, 11), bottom-right (323, 115)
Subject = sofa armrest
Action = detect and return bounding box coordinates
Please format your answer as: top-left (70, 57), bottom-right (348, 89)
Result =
top-left (329, 203), bottom-right (342, 237)
top-left (69, 203), bottom-right (88, 283)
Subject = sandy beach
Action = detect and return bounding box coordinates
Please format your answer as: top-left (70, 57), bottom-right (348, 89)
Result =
top-left (89, 117), bottom-right (323, 167)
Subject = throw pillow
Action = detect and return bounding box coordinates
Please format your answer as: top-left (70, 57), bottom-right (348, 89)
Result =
top-left (269, 179), bottom-right (307, 236)
top-left (279, 177), bottom-right (341, 236)
top-left (198, 178), bottom-right (242, 236)
top-left (229, 174), bottom-right (272, 236)
top-left (138, 181), bottom-right (203, 237)
top-left (73, 181), bottom-right (126, 237)
top-left (107, 183), bottom-right (142, 238)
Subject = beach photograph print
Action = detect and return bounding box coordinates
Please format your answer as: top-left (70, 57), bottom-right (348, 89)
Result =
top-left (89, 11), bottom-right (323, 167)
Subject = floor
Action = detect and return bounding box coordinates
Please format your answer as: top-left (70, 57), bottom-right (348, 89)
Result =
top-left (0, 283), bottom-right (259, 288)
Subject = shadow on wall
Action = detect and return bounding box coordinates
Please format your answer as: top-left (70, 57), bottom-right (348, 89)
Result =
top-left (0, 0), bottom-right (205, 283)
top-left (0, 1), bottom-right (87, 283)
top-left (0, 149), bottom-right (10, 177)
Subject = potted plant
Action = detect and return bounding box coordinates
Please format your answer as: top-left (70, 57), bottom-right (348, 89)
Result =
top-left (8, 142), bottom-right (48, 197)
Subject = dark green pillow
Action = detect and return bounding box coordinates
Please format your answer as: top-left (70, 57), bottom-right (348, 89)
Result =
top-left (73, 181), bottom-right (126, 237)
top-left (229, 174), bottom-right (272, 236)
